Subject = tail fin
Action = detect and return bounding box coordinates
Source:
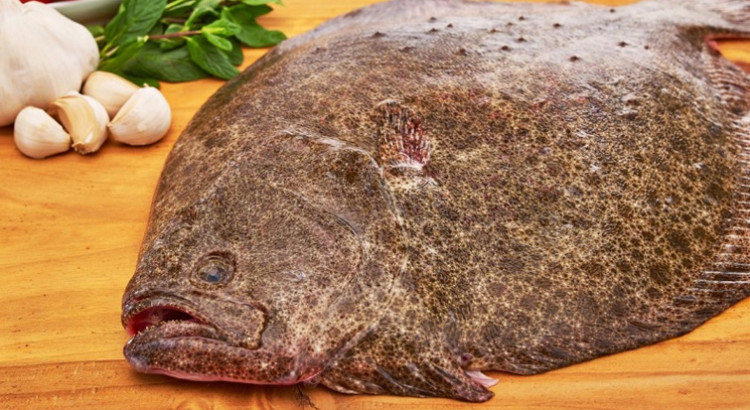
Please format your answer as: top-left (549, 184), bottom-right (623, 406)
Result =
top-left (686, 0), bottom-right (750, 312)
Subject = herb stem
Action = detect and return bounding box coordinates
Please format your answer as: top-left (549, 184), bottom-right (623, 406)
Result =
top-left (100, 41), bottom-right (115, 58)
top-left (104, 45), bottom-right (120, 58)
top-left (162, 17), bottom-right (188, 24)
top-left (149, 30), bottom-right (202, 40)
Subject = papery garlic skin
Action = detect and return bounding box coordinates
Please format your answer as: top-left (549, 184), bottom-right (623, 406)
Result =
top-left (109, 87), bottom-right (172, 146)
top-left (13, 106), bottom-right (71, 159)
top-left (50, 93), bottom-right (110, 155)
top-left (0, 0), bottom-right (99, 126)
top-left (83, 71), bottom-right (140, 118)
top-left (77, 95), bottom-right (110, 154)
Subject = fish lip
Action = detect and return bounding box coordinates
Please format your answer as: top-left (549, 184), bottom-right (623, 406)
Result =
top-left (124, 331), bottom-right (325, 385)
top-left (123, 291), bottom-right (320, 385)
top-left (123, 315), bottom-right (325, 386)
top-left (125, 329), bottom-right (325, 385)
top-left (127, 366), bottom-right (324, 386)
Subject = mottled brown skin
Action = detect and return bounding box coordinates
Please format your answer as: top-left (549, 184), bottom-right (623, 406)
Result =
top-left (122, 0), bottom-right (750, 402)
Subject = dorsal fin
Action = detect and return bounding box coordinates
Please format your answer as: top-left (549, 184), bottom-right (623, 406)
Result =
top-left (669, 39), bottom-right (750, 314)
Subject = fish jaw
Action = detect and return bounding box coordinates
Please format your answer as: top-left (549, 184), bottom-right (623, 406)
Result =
top-left (122, 293), bottom-right (323, 385)
top-left (124, 324), bottom-right (323, 385)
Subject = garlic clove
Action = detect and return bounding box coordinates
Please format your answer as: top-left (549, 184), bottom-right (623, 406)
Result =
top-left (109, 86), bottom-right (172, 146)
top-left (50, 92), bottom-right (110, 155)
top-left (83, 71), bottom-right (140, 118)
top-left (13, 106), bottom-right (71, 159)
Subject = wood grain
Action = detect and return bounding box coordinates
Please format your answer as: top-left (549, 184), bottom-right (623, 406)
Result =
top-left (1, 1), bottom-right (749, 409)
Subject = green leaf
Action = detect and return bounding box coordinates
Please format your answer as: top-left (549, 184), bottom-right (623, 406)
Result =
top-left (224, 38), bottom-right (244, 66)
top-left (126, 41), bottom-right (209, 82)
top-left (241, 0), bottom-right (283, 5)
top-left (201, 18), bottom-right (241, 36)
top-left (104, 0), bottom-right (167, 46)
top-left (95, 0), bottom-right (284, 85)
top-left (223, 5), bottom-right (286, 48)
top-left (237, 22), bottom-right (285, 47)
top-left (186, 36), bottom-right (240, 80)
top-left (185, 0), bottom-right (222, 27)
top-left (99, 36), bottom-right (148, 73)
top-left (88, 25), bottom-right (104, 37)
top-left (197, 0), bottom-right (223, 8)
top-left (159, 24), bottom-right (187, 50)
top-left (149, 23), bottom-right (166, 36)
top-left (200, 19), bottom-right (241, 51)
top-left (118, 73), bottom-right (160, 88)
top-left (203, 32), bottom-right (233, 51)
top-left (240, 4), bottom-right (272, 18)
top-left (165, 23), bottom-right (184, 34)
top-left (163, 0), bottom-right (196, 18)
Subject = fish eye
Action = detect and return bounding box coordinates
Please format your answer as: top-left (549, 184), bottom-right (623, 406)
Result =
top-left (194, 253), bottom-right (235, 286)
top-left (201, 264), bottom-right (227, 283)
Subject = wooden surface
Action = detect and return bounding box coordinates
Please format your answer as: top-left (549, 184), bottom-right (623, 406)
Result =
top-left (1, 1), bottom-right (750, 409)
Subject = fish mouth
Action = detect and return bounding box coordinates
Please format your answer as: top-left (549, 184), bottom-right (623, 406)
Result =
top-left (121, 291), bottom-right (321, 385)
top-left (122, 293), bottom-right (217, 339)
top-left (122, 291), bottom-right (265, 350)
top-left (125, 304), bottom-right (204, 337)
top-left (122, 295), bottom-right (237, 368)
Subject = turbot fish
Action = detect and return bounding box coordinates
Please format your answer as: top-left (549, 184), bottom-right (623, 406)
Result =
top-left (121, 0), bottom-right (750, 401)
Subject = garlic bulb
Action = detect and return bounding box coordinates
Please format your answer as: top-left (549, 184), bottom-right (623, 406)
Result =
top-left (109, 87), bottom-right (172, 146)
top-left (13, 106), bottom-right (71, 159)
top-left (83, 71), bottom-right (140, 118)
top-left (50, 93), bottom-right (110, 155)
top-left (0, 0), bottom-right (99, 126)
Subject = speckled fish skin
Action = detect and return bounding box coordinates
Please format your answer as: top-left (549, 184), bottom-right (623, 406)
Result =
top-left (121, 0), bottom-right (750, 401)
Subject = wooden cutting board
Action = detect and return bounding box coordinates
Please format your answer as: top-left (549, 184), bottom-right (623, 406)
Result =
top-left (1, 1), bottom-right (749, 408)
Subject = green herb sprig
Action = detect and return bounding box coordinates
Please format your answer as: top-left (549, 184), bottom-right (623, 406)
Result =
top-left (89, 0), bottom-right (286, 86)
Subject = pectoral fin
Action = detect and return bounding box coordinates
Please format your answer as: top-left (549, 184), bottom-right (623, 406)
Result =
top-left (319, 329), bottom-right (494, 402)
top-left (321, 357), bottom-right (494, 402)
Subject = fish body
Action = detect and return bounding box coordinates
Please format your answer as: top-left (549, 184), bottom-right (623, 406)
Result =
top-left (122, 0), bottom-right (750, 401)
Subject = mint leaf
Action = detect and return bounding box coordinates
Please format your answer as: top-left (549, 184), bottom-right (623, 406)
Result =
top-left (241, 0), bottom-right (284, 5)
top-left (119, 73), bottom-right (160, 88)
top-left (163, 0), bottom-right (196, 18)
top-left (127, 42), bottom-right (209, 82)
top-left (202, 18), bottom-right (241, 36)
top-left (224, 38), bottom-right (244, 66)
top-left (185, 0), bottom-right (222, 27)
top-left (99, 36), bottom-right (148, 73)
top-left (165, 23), bottom-right (183, 34)
top-left (88, 24), bottom-right (104, 37)
top-left (203, 32), bottom-right (233, 51)
top-left (105, 0), bottom-right (167, 46)
top-left (223, 5), bottom-right (286, 47)
top-left (96, 0), bottom-right (284, 84)
top-left (159, 23), bottom-right (187, 50)
top-left (186, 36), bottom-right (240, 80)
top-left (242, 4), bottom-right (273, 18)
top-left (237, 21), bottom-right (285, 47)
top-left (201, 18), bottom-right (241, 51)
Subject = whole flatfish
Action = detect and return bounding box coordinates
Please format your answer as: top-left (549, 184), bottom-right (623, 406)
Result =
top-left (121, 0), bottom-right (750, 401)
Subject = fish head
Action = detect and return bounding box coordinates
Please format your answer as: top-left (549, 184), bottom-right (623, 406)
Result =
top-left (122, 135), bottom-right (403, 385)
